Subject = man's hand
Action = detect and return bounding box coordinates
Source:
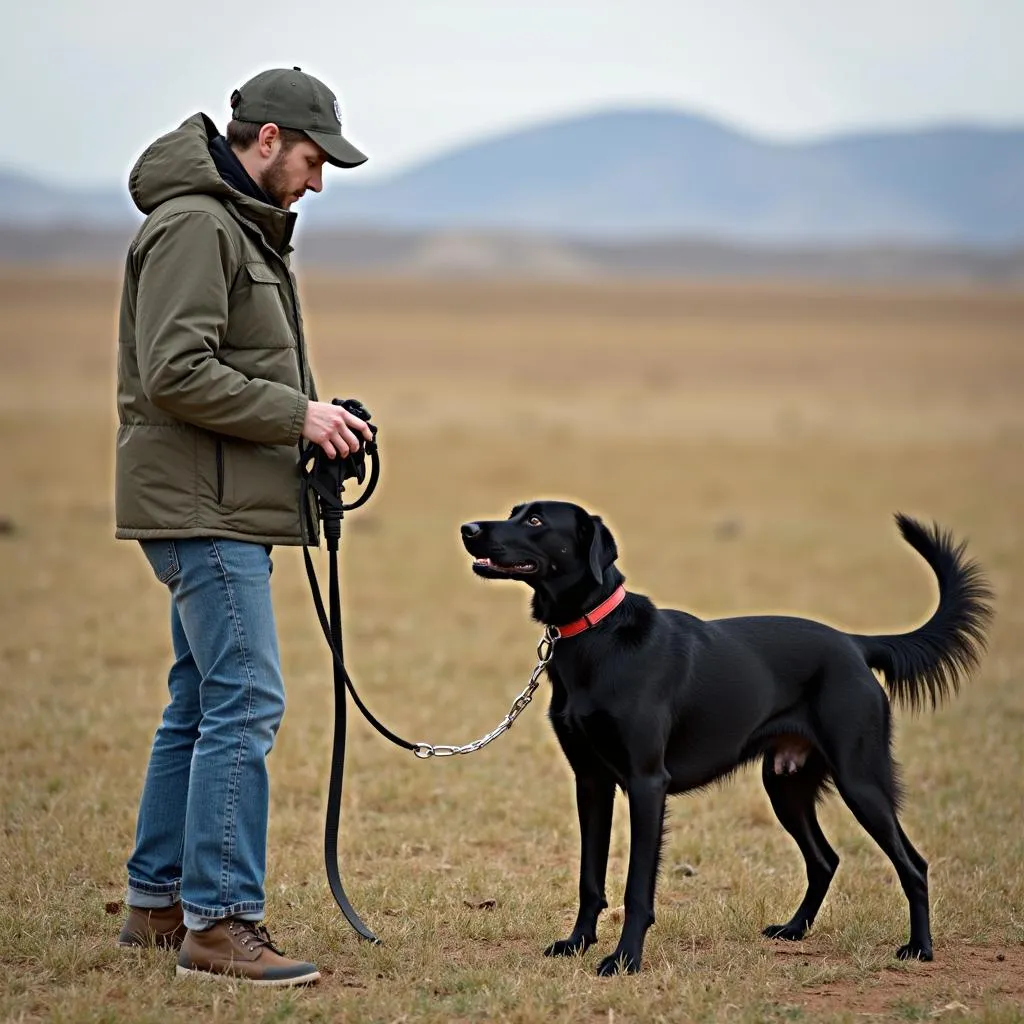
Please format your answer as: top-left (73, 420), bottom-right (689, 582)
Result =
top-left (302, 400), bottom-right (375, 459)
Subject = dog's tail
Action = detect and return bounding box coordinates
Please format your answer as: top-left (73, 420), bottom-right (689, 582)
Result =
top-left (852, 514), bottom-right (994, 712)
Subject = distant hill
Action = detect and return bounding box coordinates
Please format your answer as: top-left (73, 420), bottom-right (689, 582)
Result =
top-left (2, 107), bottom-right (1023, 247)
top-left (304, 110), bottom-right (1024, 246)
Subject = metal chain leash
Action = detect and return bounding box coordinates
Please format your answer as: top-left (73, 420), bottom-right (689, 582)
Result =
top-left (412, 626), bottom-right (560, 758)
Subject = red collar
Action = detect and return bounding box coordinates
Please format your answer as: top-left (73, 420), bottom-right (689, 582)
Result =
top-left (554, 585), bottom-right (627, 638)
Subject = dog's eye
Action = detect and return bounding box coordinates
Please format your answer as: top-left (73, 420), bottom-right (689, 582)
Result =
top-left (527, 516), bottom-right (543, 527)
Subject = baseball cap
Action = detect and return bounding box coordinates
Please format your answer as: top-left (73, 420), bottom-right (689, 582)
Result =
top-left (230, 67), bottom-right (368, 168)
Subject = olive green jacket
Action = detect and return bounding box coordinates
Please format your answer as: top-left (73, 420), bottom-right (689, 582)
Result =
top-left (115, 113), bottom-right (318, 546)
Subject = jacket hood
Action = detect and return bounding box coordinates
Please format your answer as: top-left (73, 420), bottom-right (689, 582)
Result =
top-left (128, 113), bottom-right (295, 251)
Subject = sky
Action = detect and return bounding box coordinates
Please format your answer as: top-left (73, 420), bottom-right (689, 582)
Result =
top-left (4, 0), bottom-right (1022, 188)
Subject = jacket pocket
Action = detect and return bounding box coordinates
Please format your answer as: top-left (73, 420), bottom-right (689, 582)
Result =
top-left (242, 262), bottom-right (288, 331)
top-left (224, 262), bottom-right (295, 355)
top-left (215, 438), bottom-right (225, 504)
top-left (245, 262), bottom-right (279, 285)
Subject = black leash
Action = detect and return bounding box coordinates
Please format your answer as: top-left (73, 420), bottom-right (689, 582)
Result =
top-left (299, 401), bottom-right (416, 945)
top-left (298, 400), bottom-right (558, 943)
top-left (300, 451), bottom-right (418, 752)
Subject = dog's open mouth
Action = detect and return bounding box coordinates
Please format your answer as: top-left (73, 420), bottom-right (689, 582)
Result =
top-left (473, 557), bottom-right (538, 575)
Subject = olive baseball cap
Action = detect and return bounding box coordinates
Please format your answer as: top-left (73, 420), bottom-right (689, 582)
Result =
top-left (230, 67), bottom-right (368, 168)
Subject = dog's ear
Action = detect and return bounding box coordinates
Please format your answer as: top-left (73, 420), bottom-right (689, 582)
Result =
top-left (586, 515), bottom-right (618, 584)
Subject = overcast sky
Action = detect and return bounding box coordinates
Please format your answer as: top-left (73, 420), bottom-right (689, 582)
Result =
top-left (4, 0), bottom-right (1022, 188)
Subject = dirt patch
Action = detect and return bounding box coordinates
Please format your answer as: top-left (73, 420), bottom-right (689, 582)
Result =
top-left (776, 941), bottom-right (1024, 1017)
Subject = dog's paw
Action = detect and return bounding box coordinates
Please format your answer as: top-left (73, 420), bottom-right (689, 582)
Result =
top-left (544, 935), bottom-right (593, 958)
top-left (896, 941), bottom-right (933, 962)
top-left (596, 950), bottom-right (640, 976)
top-left (762, 922), bottom-right (808, 941)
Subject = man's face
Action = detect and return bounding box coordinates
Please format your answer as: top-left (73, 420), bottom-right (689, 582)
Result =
top-left (260, 137), bottom-right (326, 209)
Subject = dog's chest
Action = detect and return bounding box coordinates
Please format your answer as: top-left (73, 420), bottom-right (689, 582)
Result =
top-left (553, 686), bottom-right (635, 781)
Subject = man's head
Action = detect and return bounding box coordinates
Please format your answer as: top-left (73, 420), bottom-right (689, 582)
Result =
top-left (226, 67), bottom-right (367, 209)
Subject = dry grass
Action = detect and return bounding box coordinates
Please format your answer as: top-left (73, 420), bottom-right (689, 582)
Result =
top-left (1, 268), bottom-right (1023, 1023)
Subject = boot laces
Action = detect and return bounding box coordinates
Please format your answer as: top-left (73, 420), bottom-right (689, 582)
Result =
top-left (228, 919), bottom-right (284, 955)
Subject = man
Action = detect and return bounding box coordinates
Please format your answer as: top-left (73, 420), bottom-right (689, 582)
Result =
top-left (113, 67), bottom-right (374, 986)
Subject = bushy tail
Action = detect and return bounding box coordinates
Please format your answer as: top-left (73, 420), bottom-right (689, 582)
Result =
top-left (853, 514), bottom-right (994, 712)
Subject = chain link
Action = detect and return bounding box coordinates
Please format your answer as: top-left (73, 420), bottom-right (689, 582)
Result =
top-left (412, 626), bottom-right (560, 759)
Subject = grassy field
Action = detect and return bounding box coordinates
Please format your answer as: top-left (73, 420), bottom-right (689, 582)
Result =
top-left (1, 269), bottom-right (1022, 1023)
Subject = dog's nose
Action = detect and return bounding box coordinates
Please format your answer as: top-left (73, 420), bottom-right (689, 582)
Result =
top-left (461, 522), bottom-right (482, 540)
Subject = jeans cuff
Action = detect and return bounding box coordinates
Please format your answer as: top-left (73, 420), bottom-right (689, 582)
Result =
top-left (127, 882), bottom-right (181, 909)
top-left (180, 898), bottom-right (265, 924)
top-left (182, 909), bottom-right (263, 931)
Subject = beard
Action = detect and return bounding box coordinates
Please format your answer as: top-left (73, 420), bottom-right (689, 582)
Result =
top-left (259, 149), bottom-right (293, 208)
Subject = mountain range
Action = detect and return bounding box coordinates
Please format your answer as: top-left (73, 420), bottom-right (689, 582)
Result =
top-left (3, 107), bottom-right (1023, 247)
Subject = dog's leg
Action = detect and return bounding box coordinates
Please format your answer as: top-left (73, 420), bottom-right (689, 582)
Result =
top-left (833, 770), bottom-right (932, 960)
top-left (761, 752), bottom-right (839, 940)
top-left (545, 772), bottom-right (615, 958)
top-left (597, 772), bottom-right (669, 977)
top-left (894, 821), bottom-right (931, 957)
top-left (897, 821), bottom-right (929, 878)
top-left (818, 671), bottom-right (933, 960)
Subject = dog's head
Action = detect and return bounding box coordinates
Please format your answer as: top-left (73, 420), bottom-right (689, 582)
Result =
top-left (461, 500), bottom-right (618, 591)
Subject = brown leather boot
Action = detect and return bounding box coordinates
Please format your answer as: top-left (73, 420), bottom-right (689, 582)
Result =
top-left (176, 918), bottom-right (320, 986)
top-left (117, 903), bottom-right (187, 949)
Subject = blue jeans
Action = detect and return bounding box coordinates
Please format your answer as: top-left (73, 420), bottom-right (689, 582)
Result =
top-left (127, 538), bottom-right (285, 931)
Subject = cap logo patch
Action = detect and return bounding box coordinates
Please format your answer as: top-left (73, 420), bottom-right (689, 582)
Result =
top-left (333, 98), bottom-right (342, 124)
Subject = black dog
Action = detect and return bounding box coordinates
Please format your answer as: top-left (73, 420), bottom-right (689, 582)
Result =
top-left (460, 501), bottom-right (993, 976)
